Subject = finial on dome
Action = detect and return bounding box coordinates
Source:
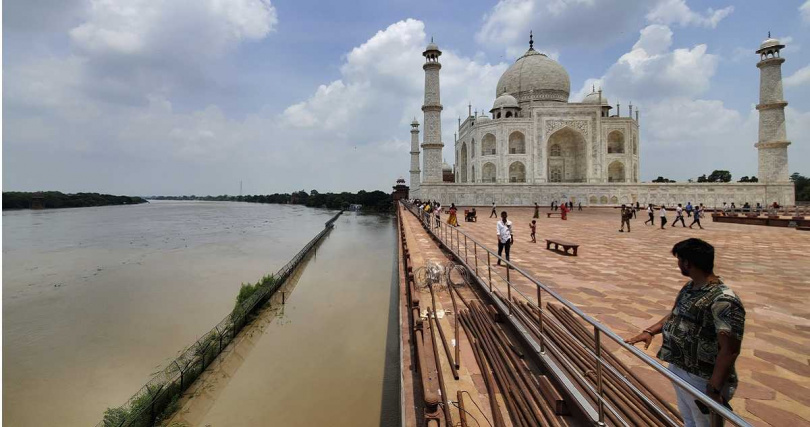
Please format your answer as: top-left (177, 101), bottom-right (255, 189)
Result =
top-left (768, 31), bottom-right (771, 38)
top-left (529, 31), bottom-right (534, 51)
top-left (592, 84), bottom-right (595, 92)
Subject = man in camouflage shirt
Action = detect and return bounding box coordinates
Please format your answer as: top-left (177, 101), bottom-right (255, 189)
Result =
top-left (626, 238), bottom-right (745, 427)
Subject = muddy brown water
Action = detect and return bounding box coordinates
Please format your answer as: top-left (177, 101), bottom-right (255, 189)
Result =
top-left (3, 201), bottom-right (399, 426)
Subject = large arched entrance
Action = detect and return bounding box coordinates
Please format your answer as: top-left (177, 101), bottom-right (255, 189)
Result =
top-left (547, 127), bottom-right (586, 183)
top-left (460, 143), bottom-right (468, 182)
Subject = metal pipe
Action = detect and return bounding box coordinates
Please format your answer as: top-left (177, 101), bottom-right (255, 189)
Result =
top-left (457, 390), bottom-right (469, 427)
top-left (427, 308), bottom-right (454, 427)
top-left (428, 286), bottom-right (459, 380)
top-left (460, 313), bottom-right (506, 427)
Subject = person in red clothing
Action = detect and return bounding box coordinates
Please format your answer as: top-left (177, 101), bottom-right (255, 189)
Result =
top-left (560, 202), bottom-right (568, 220)
top-left (530, 220), bottom-right (537, 243)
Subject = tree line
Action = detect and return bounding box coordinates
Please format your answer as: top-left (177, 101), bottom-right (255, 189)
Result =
top-left (2, 191), bottom-right (148, 210)
top-left (149, 189), bottom-right (394, 212)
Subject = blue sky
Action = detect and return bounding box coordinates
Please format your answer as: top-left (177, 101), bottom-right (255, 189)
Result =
top-left (3, 0), bottom-right (809, 195)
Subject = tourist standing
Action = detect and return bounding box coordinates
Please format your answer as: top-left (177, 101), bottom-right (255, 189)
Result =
top-left (530, 220), bottom-right (537, 243)
top-left (686, 202), bottom-right (693, 218)
top-left (578, 202), bottom-right (582, 211)
top-left (625, 238), bottom-right (744, 427)
top-left (673, 204), bottom-right (686, 228)
top-left (660, 205), bottom-right (668, 229)
top-left (645, 204), bottom-right (655, 226)
top-left (690, 205), bottom-right (704, 229)
top-left (560, 202), bottom-right (568, 220)
top-left (490, 202), bottom-right (497, 218)
top-left (619, 204), bottom-right (632, 233)
top-left (448, 204), bottom-right (459, 227)
top-left (434, 204), bottom-right (441, 228)
top-left (496, 211), bottom-right (513, 266)
top-left (533, 202), bottom-right (540, 219)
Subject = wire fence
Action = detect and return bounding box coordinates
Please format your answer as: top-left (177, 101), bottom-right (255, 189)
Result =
top-left (97, 210), bottom-right (343, 427)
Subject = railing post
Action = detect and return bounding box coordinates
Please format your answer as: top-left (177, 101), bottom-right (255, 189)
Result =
top-left (506, 263), bottom-right (512, 315)
top-left (474, 244), bottom-right (478, 276)
top-left (464, 235), bottom-right (468, 264)
top-left (487, 252), bottom-right (492, 292)
top-left (537, 286), bottom-right (544, 354)
top-left (595, 326), bottom-right (605, 426)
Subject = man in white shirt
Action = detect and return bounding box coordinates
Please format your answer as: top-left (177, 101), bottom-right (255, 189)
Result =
top-left (496, 211), bottom-right (513, 266)
top-left (672, 204), bottom-right (687, 227)
top-left (490, 202), bottom-right (497, 218)
top-left (660, 205), bottom-right (668, 229)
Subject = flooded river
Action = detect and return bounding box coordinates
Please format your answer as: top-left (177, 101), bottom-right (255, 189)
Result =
top-left (2, 201), bottom-right (398, 426)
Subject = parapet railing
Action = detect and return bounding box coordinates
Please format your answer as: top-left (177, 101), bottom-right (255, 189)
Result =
top-left (403, 202), bottom-right (750, 427)
top-left (97, 210), bottom-right (343, 427)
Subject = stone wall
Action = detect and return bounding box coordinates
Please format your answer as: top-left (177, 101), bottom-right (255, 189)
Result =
top-left (416, 182), bottom-right (795, 207)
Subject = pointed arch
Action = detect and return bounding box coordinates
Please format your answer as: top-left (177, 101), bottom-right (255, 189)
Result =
top-left (482, 162), bottom-right (497, 183)
top-left (509, 161), bottom-right (526, 183)
top-left (460, 143), bottom-right (468, 183)
top-left (608, 131), bottom-right (625, 154)
top-left (608, 160), bottom-right (625, 183)
top-left (482, 133), bottom-right (496, 156)
top-left (508, 131), bottom-right (526, 154)
top-left (547, 127), bottom-right (586, 182)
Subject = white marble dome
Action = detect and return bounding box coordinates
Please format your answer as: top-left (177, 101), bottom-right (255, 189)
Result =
top-left (493, 93), bottom-right (519, 109)
top-left (476, 115), bottom-right (491, 122)
top-left (442, 161), bottom-right (452, 172)
top-left (582, 91), bottom-right (609, 105)
top-left (759, 37), bottom-right (781, 50)
top-left (496, 49), bottom-right (570, 103)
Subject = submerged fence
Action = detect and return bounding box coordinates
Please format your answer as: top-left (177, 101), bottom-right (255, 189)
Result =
top-left (98, 210), bottom-right (343, 427)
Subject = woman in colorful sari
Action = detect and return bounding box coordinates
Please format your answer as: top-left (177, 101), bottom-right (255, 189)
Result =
top-left (448, 203), bottom-right (459, 227)
top-left (560, 202), bottom-right (568, 220)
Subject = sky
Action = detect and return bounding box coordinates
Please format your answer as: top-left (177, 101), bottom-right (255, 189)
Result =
top-left (3, 0), bottom-right (809, 196)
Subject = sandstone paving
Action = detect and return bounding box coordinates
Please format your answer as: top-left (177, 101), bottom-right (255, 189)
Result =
top-left (445, 206), bottom-right (810, 426)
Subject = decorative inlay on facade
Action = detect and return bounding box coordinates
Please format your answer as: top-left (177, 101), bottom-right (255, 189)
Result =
top-left (544, 119), bottom-right (590, 139)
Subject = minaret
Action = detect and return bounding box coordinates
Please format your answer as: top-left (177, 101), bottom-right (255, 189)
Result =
top-left (755, 34), bottom-right (791, 183)
top-left (421, 39), bottom-right (444, 183)
top-left (409, 118), bottom-right (421, 191)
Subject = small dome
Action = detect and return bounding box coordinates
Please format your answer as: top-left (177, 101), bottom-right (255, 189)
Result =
top-left (493, 93), bottom-right (519, 109)
top-left (411, 118), bottom-right (419, 125)
top-left (496, 49), bottom-right (570, 103)
top-left (426, 42), bottom-right (439, 51)
top-left (582, 91), bottom-right (609, 106)
top-left (760, 37), bottom-right (781, 50)
top-left (442, 161), bottom-right (452, 172)
top-left (477, 115), bottom-right (491, 123)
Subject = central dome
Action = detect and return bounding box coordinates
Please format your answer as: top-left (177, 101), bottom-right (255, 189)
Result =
top-left (496, 49), bottom-right (570, 103)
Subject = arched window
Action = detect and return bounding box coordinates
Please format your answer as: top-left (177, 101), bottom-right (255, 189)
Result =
top-left (471, 165), bottom-right (476, 182)
top-left (497, 112), bottom-right (501, 119)
top-left (471, 138), bottom-right (476, 158)
top-left (633, 135), bottom-right (638, 155)
top-left (482, 162), bottom-right (497, 183)
top-left (610, 196), bottom-right (619, 204)
top-left (549, 144), bottom-right (561, 157)
top-left (508, 131), bottom-right (526, 154)
top-left (600, 196), bottom-right (608, 204)
top-left (589, 196), bottom-right (598, 205)
top-left (549, 166), bottom-right (562, 182)
top-left (505, 111), bottom-right (513, 118)
top-left (482, 133), bottom-right (496, 156)
top-left (509, 162), bottom-right (526, 183)
top-left (608, 131), bottom-right (625, 154)
top-left (608, 160), bottom-right (625, 183)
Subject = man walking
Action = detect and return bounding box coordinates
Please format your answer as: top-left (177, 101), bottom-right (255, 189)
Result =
top-left (626, 238), bottom-right (744, 427)
top-left (496, 211), bottom-right (513, 267)
top-left (686, 202), bottom-right (694, 218)
top-left (673, 204), bottom-right (687, 227)
top-left (490, 201), bottom-right (497, 218)
top-left (690, 204), bottom-right (704, 229)
top-left (644, 204), bottom-right (655, 226)
top-left (660, 205), bottom-right (668, 229)
top-left (619, 204), bottom-right (632, 232)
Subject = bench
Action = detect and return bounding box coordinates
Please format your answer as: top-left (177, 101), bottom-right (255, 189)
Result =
top-left (546, 239), bottom-right (579, 256)
top-left (547, 212), bottom-right (562, 218)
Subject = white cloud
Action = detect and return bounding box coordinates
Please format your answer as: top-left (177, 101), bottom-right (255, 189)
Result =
top-left (476, 0), bottom-right (648, 58)
top-left (591, 25), bottom-right (718, 101)
top-left (801, 1), bottom-right (810, 24)
top-left (70, 0), bottom-right (277, 57)
top-left (785, 64), bottom-right (810, 88)
top-left (646, 0), bottom-right (733, 28)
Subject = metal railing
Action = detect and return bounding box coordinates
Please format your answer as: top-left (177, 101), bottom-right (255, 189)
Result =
top-left (403, 201), bottom-right (750, 427)
top-left (97, 210), bottom-right (343, 427)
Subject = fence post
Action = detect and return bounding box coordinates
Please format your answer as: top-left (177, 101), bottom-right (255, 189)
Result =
top-left (537, 286), bottom-right (544, 354)
top-left (595, 326), bottom-right (605, 426)
top-left (474, 244), bottom-right (478, 276)
top-left (506, 263), bottom-right (511, 315)
top-left (487, 252), bottom-right (492, 292)
top-left (464, 235), bottom-right (468, 264)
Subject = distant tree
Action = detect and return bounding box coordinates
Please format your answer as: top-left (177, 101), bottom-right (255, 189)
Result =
top-left (697, 174), bottom-right (708, 183)
top-left (738, 176), bottom-right (750, 182)
top-left (707, 170), bottom-right (732, 183)
top-left (652, 176), bottom-right (675, 183)
top-left (791, 173), bottom-right (810, 201)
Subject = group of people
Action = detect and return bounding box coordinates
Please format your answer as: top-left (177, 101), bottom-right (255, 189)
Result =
top-left (639, 202), bottom-right (705, 231)
top-left (413, 199), bottom-right (464, 228)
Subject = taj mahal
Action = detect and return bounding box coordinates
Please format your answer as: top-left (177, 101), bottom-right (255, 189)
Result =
top-left (407, 34), bottom-right (795, 207)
